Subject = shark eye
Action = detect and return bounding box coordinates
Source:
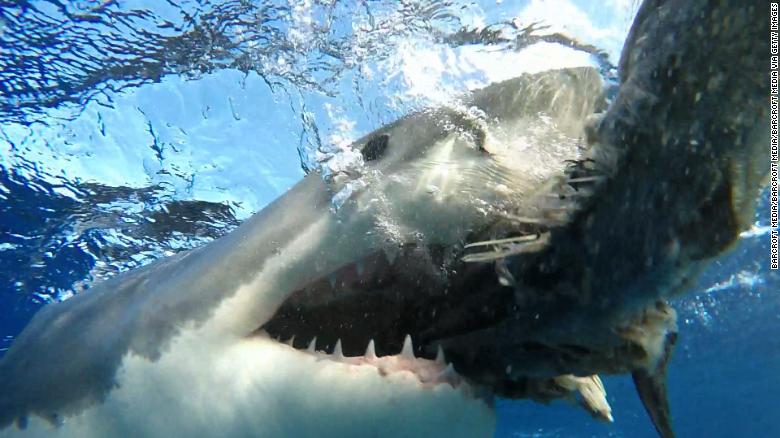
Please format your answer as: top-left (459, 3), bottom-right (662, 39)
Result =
top-left (361, 134), bottom-right (389, 161)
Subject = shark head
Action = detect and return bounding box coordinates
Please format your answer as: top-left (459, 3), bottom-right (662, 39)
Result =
top-left (0, 1), bottom-right (768, 437)
top-left (0, 66), bottom-right (606, 437)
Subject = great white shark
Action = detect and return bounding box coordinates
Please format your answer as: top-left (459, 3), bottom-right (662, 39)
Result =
top-left (0, 0), bottom-right (768, 437)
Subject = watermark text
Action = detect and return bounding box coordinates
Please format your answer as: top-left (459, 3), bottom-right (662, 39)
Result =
top-left (771, 3), bottom-right (779, 269)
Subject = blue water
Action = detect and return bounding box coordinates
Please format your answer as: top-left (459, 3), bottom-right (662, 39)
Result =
top-left (0, 1), bottom-right (778, 436)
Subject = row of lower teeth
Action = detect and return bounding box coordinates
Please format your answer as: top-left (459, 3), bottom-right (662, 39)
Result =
top-left (274, 333), bottom-right (462, 387)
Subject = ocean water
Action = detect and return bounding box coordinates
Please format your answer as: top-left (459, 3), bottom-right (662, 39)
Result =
top-left (0, 1), bottom-right (777, 437)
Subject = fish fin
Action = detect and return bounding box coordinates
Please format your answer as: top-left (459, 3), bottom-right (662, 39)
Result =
top-left (632, 332), bottom-right (677, 438)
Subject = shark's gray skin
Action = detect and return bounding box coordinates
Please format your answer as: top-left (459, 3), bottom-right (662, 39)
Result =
top-left (0, 0), bottom-right (768, 437)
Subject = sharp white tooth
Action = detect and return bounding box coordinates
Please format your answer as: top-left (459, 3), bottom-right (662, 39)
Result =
top-left (365, 339), bottom-right (377, 359)
top-left (307, 337), bottom-right (317, 354)
top-left (401, 334), bottom-right (414, 359)
top-left (438, 363), bottom-right (457, 381)
top-left (285, 336), bottom-right (295, 347)
top-left (435, 345), bottom-right (446, 365)
top-left (333, 339), bottom-right (344, 359)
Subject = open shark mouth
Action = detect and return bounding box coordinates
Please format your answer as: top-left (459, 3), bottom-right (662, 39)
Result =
top-left (257, 237), bottom-right (658, 424)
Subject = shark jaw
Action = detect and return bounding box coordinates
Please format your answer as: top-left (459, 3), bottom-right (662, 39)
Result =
top-left (1, 294), bottom-right (496, 438)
